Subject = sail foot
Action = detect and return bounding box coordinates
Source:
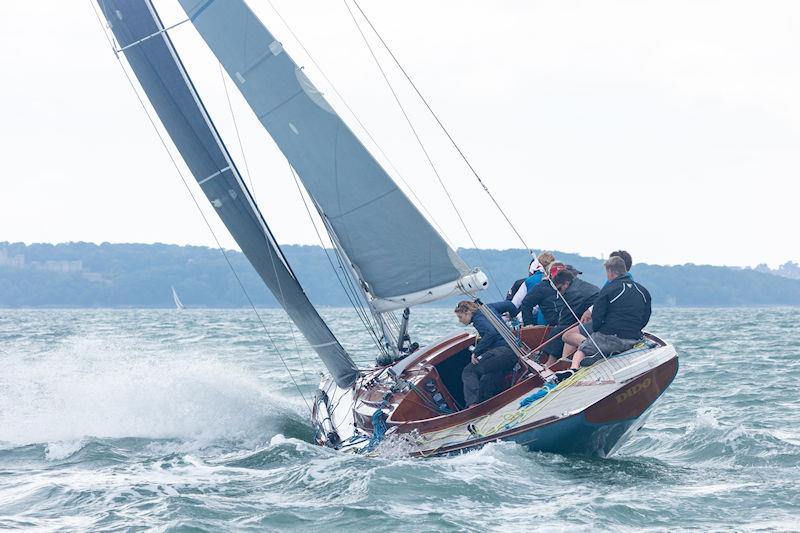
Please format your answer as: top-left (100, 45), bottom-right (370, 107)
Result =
top-left (371, 270), bottom-right (489, 313)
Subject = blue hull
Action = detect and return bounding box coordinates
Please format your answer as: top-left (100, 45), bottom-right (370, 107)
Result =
top-left (509, 411), bottom-right (644, 457)
top-left (433, 355), bottom-right (679, 458)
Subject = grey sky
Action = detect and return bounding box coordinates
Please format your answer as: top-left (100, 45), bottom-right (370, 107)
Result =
top-left (1, 1), bottom-right (798, 268)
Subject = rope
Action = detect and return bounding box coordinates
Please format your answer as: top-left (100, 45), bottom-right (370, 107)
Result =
top-left (90, 1), bottom-right (313, 412)
top-left (480, 367), bottom-right (586, 436)
top-left (363, 399), bottom-right (389, 453)
top-left (349, 0), bottom-right (533, 255)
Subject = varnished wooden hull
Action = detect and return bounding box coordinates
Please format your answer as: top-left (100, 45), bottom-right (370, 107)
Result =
top-left (312, 327), bottom-right (678, 458)
top-left (412, 356), bottom-right (678, 457)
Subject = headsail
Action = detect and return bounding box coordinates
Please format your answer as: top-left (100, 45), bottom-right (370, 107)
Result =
top-left (176, 0), bottom-right (486, 312)
top-left (98, 0), bottom-right (358, 387)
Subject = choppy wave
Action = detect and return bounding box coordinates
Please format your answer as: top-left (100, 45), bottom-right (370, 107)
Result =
top-left (1, 308), bottom-right (799, 531)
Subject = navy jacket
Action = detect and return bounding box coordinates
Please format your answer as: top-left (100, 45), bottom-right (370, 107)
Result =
top-left (556, 277), bottom-right (600, 327)
top-left (592, 274), bottom-right (651, 339)
top-left (520, 279), bottom-right (560, 326)
top-left (471, 301), bottom-right (517, 356)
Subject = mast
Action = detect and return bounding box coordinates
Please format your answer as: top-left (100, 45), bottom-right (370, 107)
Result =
top-left (97, 0), bottom-right (358, 387)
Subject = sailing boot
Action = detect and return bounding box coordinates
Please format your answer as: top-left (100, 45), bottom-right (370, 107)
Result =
top-left (553, 369), bottom-right (576, 383)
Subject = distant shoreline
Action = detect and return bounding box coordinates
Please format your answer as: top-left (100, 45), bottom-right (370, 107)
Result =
top-left (3, 242), bottom-right (800, 307)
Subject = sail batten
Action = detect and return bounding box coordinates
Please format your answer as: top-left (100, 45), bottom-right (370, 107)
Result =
top-left (99, 0), bottom-right (358, 387)
top-left (176, 0), bottom-right (475, 307)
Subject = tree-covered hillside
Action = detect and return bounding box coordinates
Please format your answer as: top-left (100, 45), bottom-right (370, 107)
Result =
top-left (1, 242), bottom-right (799, 308)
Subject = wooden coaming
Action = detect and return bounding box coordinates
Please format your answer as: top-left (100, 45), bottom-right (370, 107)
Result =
top-left (352, 328), bottom-right (672, 441)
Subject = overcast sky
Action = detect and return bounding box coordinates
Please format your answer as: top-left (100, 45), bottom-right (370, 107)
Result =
top-left (1, 1), bottom-right (798, 268)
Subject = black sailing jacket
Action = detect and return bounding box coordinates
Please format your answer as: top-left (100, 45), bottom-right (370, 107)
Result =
top-left (556, 277), bottom-right (600, 327)
top-left (591, 274), bottom-right (652, 339)
top-left (521, 279), bottom-right (560, 326)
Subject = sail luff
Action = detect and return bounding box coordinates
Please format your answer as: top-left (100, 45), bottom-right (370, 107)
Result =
top-left (176, 0), bottom-right (483, 311)
top-left (98, 0), bottom-right (358, 387)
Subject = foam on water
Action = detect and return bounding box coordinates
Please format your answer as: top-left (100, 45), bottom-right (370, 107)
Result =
top-left (0, 333), bottom-right (304, 451)
top-left (1, 308), bottom-right (799, 531)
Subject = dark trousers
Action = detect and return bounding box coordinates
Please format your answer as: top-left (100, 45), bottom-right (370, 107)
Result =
top-left (542, 325), bottom-right (567, 357)
top-left (462, 346), bottom-right (517, 407)
top-left (542, 321), bottom-right (591, 358)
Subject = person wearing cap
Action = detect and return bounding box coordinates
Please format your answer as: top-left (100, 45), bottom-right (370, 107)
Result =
top-left (539, 269), bottom-right (600, 367)
top-left (565, 264), bottom-right (583, 276)
top-left (519, 262), bottom-right (565, 326)
top-left (553, 256), bottom-right (651, 383)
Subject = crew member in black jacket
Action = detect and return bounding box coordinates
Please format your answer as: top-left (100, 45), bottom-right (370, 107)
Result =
top-left (540, 270), bottom-right (600, 367)
top-left (520, 262), bottom-right (566, 326)
top-left (554, 256), bottom-right (651, 383)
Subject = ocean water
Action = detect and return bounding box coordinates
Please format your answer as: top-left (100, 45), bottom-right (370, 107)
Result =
top-left (0, 307), bottom-right (798, 531)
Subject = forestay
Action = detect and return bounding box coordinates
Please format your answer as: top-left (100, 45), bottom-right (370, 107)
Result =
top-left (98, 0), bottom-right (358, 388)
top-left (177, 0), bottom-right (483, 312)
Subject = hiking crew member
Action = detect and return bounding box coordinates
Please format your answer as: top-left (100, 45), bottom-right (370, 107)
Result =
top-left (520, 262), bottom-right (566, 326)
top-left (455, 300), bottom-right (518, 407)
top-left (540, 270), bottom-right (600, 367)
top-left (507, 252), bottom-right (556, 315)
top-left (554, 256), bottom-right (652, 382)
top-left (579, 250), bottom-right (633, 324)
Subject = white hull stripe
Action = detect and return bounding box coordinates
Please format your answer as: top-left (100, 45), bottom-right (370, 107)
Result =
top-left (198, 166), bottom-right (231, 185)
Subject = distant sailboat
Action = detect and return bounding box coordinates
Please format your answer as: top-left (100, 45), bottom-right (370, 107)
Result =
top-left (97, 0), bottom-right (678, 457)
top-left (171, 286), bottom-right (185, 310)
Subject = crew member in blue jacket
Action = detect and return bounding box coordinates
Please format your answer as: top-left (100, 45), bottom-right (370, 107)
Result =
top-left (455, 300), bottom-right (518, 407)
top-left (520, 262), bottom-right (566, 326)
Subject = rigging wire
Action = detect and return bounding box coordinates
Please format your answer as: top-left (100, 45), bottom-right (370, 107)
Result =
top-left (343, 2), bottom-right (614, 373)
top-left (216, 56), bottom-right (312, 389)
top-left (89, 1), bottom-right (315, 410)
top-left (218, 62), bottom-right (256, 196)
top-left (262, 0), bottom-right (456, 250)
top-left (349, 0), bottom-right (533, 256)
top-left (324, 214), bottom-right (394, 357)
top-left (287, 163), bottom-right (388, 357)
top-left (342, 0), bottom-right (504, 300)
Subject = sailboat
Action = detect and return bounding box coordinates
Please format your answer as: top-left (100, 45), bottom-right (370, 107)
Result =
top-left (171, 285), bottom-right (185, 310)
top-left (96, 0), bottom-right (678, 457)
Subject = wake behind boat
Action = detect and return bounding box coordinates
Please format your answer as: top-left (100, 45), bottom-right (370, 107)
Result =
top-left (95, 0), bottom-right (677, 458)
